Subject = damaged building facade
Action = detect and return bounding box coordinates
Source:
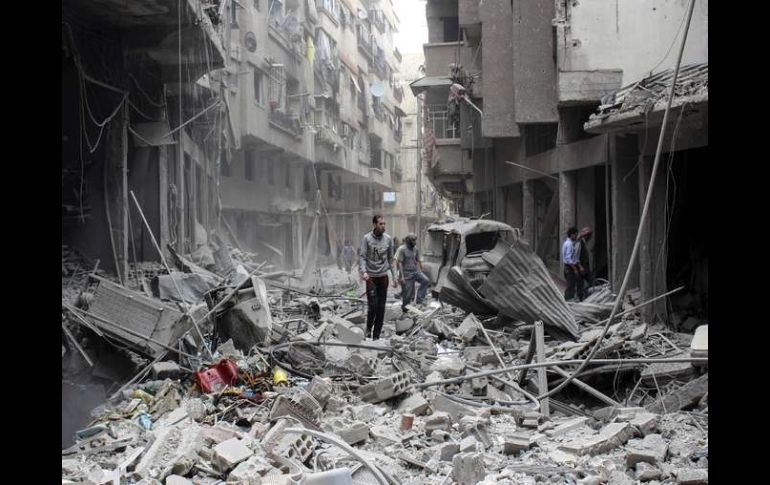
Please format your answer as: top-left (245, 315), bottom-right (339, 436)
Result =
top-left (63, 0), bottom-right (409, 277)
top-left (415, 0), bottom-right (708, 324)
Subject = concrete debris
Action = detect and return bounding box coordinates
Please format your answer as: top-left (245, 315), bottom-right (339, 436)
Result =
top-left (359, 371), bottom-right (412, 403)
top-left (62, 255), bottom-right (708, 484)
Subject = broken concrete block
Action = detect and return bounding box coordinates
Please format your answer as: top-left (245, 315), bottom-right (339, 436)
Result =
top-left (134, 423), bottom-right (204, 479)
top-left (430, 354), bottom-right (466, 377)
top-left (630, 324), bottom-right (648, 341)
top-left (501, 434), bottom-right (531, 454)
top-left (439, 442), bottom-right (460, 461)
top-left (630, 412), bottom-right (658, 436)
top-left (151, 361), bottom-right (181, 380)
top-left (430, 394), bottom-right (477, 422)
top-left (471, 377), bottom-right (488, 396)
top-left (307, 376), bottom-right (332, 408)
top-left (452, 452), bottom-right (486, 485)
top-left (626, 434), bottom-right (668, 468)
top-left (370, 424), bottom-right (415, 444)
top-left (202, 423), bottom-right (242, 444)
top-left (460, 435), bottom-right (479, 453)
top-left (615, 407), bottom-right (646, 422)
top-left (559, 422), bottom-right (634, 456)
top-left (333, 320), bottom-right (364, 344)
top-left (424, 411), bottom-right (452, 433)
top-left (358, 371), bottom-right (411, 403)
top-left (430, 429), bottom-right (451, 442)
top-left (635, 462), bottom-right (662, 482)
top-left (228, 455), bottom-right (275, 484)
top-left (261, 419), bottom-right (314, 464)
top-left (398, 393), bottom-right (430, 416)
top-left (335, 421), bottom-right (369, 445)
top-left (214, 438), bottom-right (253, 472)
top-left (545, 417), bottom-right (588, 438)
top-left (165, 476), bottom-right (193, 485)
top-left (608, 470), bottom-right (635, 485)
top-left (676, 468), bottom-right (708, 484)
top-left (646, 374), bottom-right (708, 414)
top-left (455, 314), bottom-right (480, 342)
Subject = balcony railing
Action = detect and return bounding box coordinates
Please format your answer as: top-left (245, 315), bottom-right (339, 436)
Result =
top-left (270, 108), bottom-right (302, 137)
top-left (426, 104), bottom-right (459, 139)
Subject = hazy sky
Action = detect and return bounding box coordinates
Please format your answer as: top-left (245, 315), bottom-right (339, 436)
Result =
top-left (394, 0), bottom-right (428, 54)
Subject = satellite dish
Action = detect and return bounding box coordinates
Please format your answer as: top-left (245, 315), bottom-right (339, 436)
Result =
top-left (358, 9), bottom-right (368, 20)
top-left (370, 82), bottom-right (385, 97)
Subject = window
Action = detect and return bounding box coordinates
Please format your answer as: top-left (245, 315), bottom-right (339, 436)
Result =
top-left (253, 69), bottom-right (264, 105)
top-left (442, 16), bottom-right (459, 42)
top-left (321, 0), bottom-right (339, 21)
top-left (245, 151), bottom-right (255, 181)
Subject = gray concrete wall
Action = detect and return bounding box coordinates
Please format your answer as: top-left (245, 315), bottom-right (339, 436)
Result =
top-left (576, 167), bottom-right (595, 234)
top-left (560, 0), bottom-right (708, 87)
top-left (426, 0), bottom-right (460, 43)
top-left (458, 0), bottom-right (480, 26)
top-left (479, 0), bottom-right (518, 137)
top-left (558, 170), bottom-right (577, 271)
top-left (511, 0), bottom-right (558, 123)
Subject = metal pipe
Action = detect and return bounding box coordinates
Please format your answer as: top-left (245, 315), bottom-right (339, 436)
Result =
top-left (414, 356), bottom-right (708, 390)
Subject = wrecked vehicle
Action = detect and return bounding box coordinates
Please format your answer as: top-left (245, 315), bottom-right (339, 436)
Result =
top-left (422, 217), bottom-right (518, 298)
top-left (422, 217), bottom-right (579, 341)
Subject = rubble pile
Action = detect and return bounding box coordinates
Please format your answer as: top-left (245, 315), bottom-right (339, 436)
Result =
top-left (62, 235), bottom-right (708, 485)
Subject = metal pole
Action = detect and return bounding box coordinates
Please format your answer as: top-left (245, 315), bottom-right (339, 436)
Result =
top-left (416, 94), bottom-right (422, 239)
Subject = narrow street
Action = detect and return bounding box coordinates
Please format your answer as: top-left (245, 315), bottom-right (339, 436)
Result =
top-left (62, 1), bottom-right (708, 484)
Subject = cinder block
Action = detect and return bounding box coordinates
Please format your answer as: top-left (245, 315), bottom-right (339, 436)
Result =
top-left (359, 371), bottom-right (412, 403)
top-left (151, 361), bottom-right (181, 380)
top-left (452, 453), bottom-right (486, 485)
top-left (214, 438), bottom-right (253, 471)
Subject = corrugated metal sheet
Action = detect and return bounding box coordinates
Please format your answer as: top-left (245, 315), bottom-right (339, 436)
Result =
top-left (438, 266), bottom-right (498, 316)
top-left (479, 240), bottom-right (579, 341)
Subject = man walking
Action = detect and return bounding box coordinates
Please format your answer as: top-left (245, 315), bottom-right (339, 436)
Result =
top-left (562, 227), bottom-right (581, 301)
top-left (359, 215), bottom-right (398, 340)
top-left (342, 240), bottom-right (356, 274)
top-left (396, 233), bottom-right (430, 313)
top-left (574, 226), bottom-right (594, 299)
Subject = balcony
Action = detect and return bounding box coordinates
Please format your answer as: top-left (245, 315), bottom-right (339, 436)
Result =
top-left (357, 29), bottom-right (373, 59)
top-left (426, 104), bottom-right (459, 139)
top-left (269, 108), bottom-right (302, 138)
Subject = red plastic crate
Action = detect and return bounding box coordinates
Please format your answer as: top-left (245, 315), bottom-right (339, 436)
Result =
top-left (195, 360), bottom-right (240, 393)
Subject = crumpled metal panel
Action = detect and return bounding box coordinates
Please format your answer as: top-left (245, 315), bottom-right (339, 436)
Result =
top-left (438, 266), bottom-right (498, 316)
top-left (479, 240), bottom-right (579, 341)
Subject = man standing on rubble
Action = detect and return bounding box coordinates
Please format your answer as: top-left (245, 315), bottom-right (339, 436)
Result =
top-left (562, 227), bottom-right (581, 301)
top-left (574, 226), bottom-right (594, 299)
top-left (360, 215), bottom-right (399, 340)
top-left (395, 233), bottom-right (430, 313)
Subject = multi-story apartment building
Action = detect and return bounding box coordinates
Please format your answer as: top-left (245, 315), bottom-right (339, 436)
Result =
top-left (62, 0), bottom-right (406, 277)
top-left (220, 0), bottom-right (405, 267)
top-left (416, 0), bottom-right (708, 323)
top-left (62, 0), bottom-right (226, 284)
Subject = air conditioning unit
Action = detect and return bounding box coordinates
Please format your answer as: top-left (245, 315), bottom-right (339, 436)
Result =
top-left (341, 124), bottom-right (351, 137)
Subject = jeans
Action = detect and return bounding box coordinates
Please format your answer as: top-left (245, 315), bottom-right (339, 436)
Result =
top-left (365, 275), bottom-right (389, 340)
top-left (401, 271), bottom-right (430, 310)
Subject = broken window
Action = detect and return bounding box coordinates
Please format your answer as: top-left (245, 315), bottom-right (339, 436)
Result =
top-left (465, 231), bottom-right (500, 254)
top-left (442, 16), bottom-right (459, 42)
